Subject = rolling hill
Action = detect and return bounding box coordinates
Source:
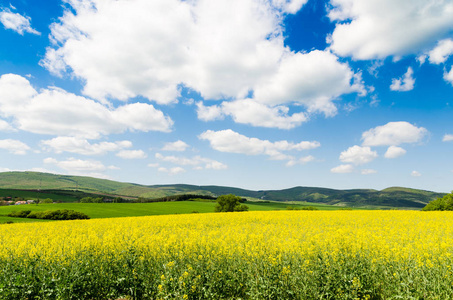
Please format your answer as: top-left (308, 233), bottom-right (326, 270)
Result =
top-left (0, 171), bottom-right (446, 208)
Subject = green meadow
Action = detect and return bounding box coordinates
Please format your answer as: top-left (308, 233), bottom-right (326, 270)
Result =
top-left (0, 200), bottom-right (337, 223)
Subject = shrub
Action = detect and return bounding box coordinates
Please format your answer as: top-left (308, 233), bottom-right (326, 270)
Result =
top-left (286, 206), bottom-right (319, 210)
top-left (423, 192), bottom-right (453, 211)
top-left (9, 210), bottom-right (89, 220)
top-left (8, 210), bottom-right (31, 218)
top-left (300, 206), bottom-right (319, 210)
top-left (80, 197), bottom-right (104, 203)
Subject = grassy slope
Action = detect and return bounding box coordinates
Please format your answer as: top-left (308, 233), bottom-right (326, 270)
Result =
top-left (0, 172), bottom-right (133, 192)
top-left (0, 171), bottom-right (445, 208)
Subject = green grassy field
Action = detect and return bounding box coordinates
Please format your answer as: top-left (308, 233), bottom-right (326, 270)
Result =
top-left (0, 200), bottom-right (340, 223)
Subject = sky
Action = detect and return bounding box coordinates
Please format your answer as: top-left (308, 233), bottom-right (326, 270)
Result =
top-left (0, 0), bottom-right (453, 192)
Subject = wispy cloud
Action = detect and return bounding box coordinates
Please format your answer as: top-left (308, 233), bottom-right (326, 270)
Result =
top-left (0, 9), bottom-right (40, 35)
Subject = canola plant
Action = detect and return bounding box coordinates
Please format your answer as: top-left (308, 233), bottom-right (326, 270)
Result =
top-left (1, 210), bottom-right (453, 299)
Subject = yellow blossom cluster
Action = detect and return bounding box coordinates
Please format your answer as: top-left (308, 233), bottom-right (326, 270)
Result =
top-left (1, 210), bottom-right (452, 267)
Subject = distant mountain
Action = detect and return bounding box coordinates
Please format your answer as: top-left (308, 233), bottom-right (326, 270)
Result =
top-left (0, 171), bottom-right (445, 208)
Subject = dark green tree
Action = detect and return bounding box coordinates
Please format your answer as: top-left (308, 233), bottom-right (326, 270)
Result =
top-left (422, 192), bottom-right (453, 211)
top-left (80, 197), bottom-right (94, 203)
top-left (214, 194), bottom-right (248, 212)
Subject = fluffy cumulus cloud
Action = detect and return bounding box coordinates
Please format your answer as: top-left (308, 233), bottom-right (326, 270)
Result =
top-left (252, 50), bottom-right (365, 116)
top-left (41, 0), bottom-right (365, 129)
top-left (0, 74), bottom-right (173, 138)
top-left (162, 140), bottom-right (189, 152)
top-left (155, 153), bottom-right (227, 170)
top-left (384, 146), bottom-right (407, 159)
top-left (0, 9), bottom-right (40, 35)
top-left (199, 129), bottom-right (320, 162)
top-left (42, 0), bottom-right (289, 102)
top-left (390, 67), bottom-right (415, 92)
top-left (116, 150), bottom-right (147, 159)
top-left (197, 100), bottom-right (308, 129)
top-left (339, 145), bottom-right (378, 165)
top-left (196, 102), bottom-right (224, 122)
top-left (428, 39), bottom-right (453, 64)
top-left (0, 139), bottom-right (30, 155)
top-left (361, 122), bottom-right (428, 146)
top-left (328, 0), bottom-right (453, 60)
top-left (41, 137), bottom-right (132, 155)
top-left (331, 164), bottom-right (354, 174)
top-left (424, 38), bottom-right (453, 85)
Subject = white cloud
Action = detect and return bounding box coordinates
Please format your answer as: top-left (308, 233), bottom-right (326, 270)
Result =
top-left (428, 39), bottom-right (453, 64)
top-left (0, 74), bottom-right (173, 138)
top-left (339, 145), bottom-right (378, 165)
top-left (41, 137), bottom-right (132, 155)
top-left (286, 155), bottom-right (315, 167)
top-left (195, 102), bottom-right (224, 122)
top-left (362, 121), bottom-right (428, 146)
top-left (222, 100), bottom-right (309, 129)
top-left (328, 0), bottom-right (453, 60)
top-left (155, 153), bottom-right (227, 170)
top-left (411, 170), bottom-right (422, 177)
top-left (0, 9), bottom-right (40, 35)
top-left (417, 55), bottom-right (427, 65)
top-left (443, 134), bottom-right (453, 142)
top-left (384, 146), bottom-right (407, 159)
top-left (252, 50), bottom-right (366, 116)
top-left (44, 157), bottom-right (111, 172)
top-left (204, 160), bottom-right (228, 170)
top-left (158, 167), bottom-right (186, 175)
top-left (41, 0), bottom-right (364, 127)
top-left (162, 140), bottom-right (189, 152)
top-left (331, 164), bottom-right (354, 174)
top-left (0, 139), bottom-right (30, 155)
top-left (183, 98), bottom-right (194, 106)
top-left (361, 169), bottom-right (377, 175)
top-left (444, 66), bottom-right (453, 85)
top-left (198, 99), bottom-right (308, 129)
top-left (42, 0), bottom-right (290, 103)
top-left (199, 129), bottom-right (320, 162)
top-left (367, 60), bottom-right (384, 78)
top-left (195, 51), bottom-right (365, 128)
top-left (271, 0), bottom-right (308, 14)
top-left (0, 119), bottom-right (13, 131)
top-left (116, 150), bottom-right (147, 159)
top-left (390, 67), bottom-right (415, 92)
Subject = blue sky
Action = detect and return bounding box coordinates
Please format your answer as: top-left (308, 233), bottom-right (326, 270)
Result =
top-left (1, 0), bottom-right (453, 192)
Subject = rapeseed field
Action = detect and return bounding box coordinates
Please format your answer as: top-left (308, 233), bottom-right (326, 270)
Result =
top-left (1, 211), bottom-right (452, 299)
